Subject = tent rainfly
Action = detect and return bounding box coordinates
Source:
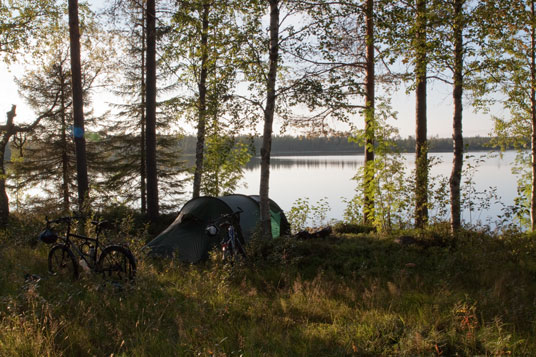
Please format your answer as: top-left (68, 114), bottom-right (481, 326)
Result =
top-left (146, 194), bottom-right (291, 263)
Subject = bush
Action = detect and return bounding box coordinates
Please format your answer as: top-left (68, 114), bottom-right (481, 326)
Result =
top-left (332, 222), bottom-right (376, 234)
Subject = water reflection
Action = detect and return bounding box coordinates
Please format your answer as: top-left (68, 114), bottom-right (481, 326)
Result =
top-left (245, 155), bottom-right (364, 170)
top-left (240, 151), bottom-right (520, 229)
top-left (183, 151), bottom-right (519, 228)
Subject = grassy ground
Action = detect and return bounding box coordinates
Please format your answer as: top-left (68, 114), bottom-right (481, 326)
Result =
top-left (0, 217), bottom-right (535, 356)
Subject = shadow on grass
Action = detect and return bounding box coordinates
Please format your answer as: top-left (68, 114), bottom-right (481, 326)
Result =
top-left (1, 225), bottom-right (535, 355)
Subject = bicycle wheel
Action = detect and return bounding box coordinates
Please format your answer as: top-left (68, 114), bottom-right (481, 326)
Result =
top-left (98, 245), bottom-right (136, 281)
top-left (48, 244), bottom-right (79, 279)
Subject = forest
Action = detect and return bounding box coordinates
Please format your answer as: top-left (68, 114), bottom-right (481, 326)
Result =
top-left (178, 135), bottom-right (505, 155)
top-left (1, 0), bottom-right (536, 355)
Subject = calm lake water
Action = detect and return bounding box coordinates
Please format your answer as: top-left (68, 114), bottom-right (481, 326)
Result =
top-left (239, 151), bottom-right (520, 229)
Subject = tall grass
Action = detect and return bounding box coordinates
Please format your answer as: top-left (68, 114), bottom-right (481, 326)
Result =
top-left (1, 214), bottom-right (535, 355)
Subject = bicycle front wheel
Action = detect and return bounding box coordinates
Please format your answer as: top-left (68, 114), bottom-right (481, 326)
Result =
top-left (48, 244), bottom-right (79, 279)
top-left (98, 245), bottom-right (136, 282)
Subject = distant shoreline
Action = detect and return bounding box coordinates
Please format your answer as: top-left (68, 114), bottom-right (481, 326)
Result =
top-left (179, 135), bottom-right (511, 157)
top-left (182, 148), bottom-right (506, 166)
top-left (263, 148), bottom-right (497, 157)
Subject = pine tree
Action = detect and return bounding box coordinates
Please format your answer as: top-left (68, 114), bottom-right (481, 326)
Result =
top-left (102, 0), bottom-right (185, 212)
top-left (145, 0), bottom-right (159, 221)
top-left (0, 104), bottom-right (59, 225)
top-left (68, 0), bottom-right (89, 212)
top-left (380, 0), bottom-right (436, 228)
top-left (15, 53), bottom-right (99, 212)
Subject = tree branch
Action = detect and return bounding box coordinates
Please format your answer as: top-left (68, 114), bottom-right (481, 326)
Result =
top-left (0, 88), bottom-right (61, 133)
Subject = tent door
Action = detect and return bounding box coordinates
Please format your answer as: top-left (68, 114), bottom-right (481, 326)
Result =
top-left (270, 210), bottom-right (281, 238)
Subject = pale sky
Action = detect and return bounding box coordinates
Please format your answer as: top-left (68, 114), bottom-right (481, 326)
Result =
top-left (1, 0), bottom-right (500, 139)
top-left (0, 60), bottom-right (497, 139)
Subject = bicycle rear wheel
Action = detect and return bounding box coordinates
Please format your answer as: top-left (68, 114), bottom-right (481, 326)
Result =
top-left (98, 245), bottom-right (136, 282)
top-left (48, 244), bottom-right (79, 279)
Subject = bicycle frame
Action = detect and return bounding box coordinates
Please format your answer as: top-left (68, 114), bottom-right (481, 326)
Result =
top-left (49, 217), bottom-right (103, 270)
top-left (206, 208), bottom-right (246, 261)
top-left (221, 225), bottom-right (237, 254)
top-left (46, 216), bottom-right (137, 281)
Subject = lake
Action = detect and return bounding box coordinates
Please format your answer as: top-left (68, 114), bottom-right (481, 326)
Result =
top-left (239, 151), bottom-right (521, 229)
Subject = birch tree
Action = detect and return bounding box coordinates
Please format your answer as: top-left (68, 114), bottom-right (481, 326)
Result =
top-left (166, 0), bottom-right (247, 199)
top-left (0, 0), bottom-right (57, 60)
top-left (483, 0), bottom-right (536, 230)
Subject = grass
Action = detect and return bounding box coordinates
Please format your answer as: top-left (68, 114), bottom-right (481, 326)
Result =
top-left (0, 215), bottom-right (535, 356)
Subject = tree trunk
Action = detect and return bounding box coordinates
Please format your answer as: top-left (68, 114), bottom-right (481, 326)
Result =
top-left (192, 2), bottom-right (210, 199)
top-left (145, 0), bottom-right (159, 221)
top-left (68, 0), bottom-right (89, 212)
top-left (414, 0), bottom-right (428, 229)
top-left (141, 114), bottom-right (146, 213)
top-left (0, 101), bottom-right (58, 226)
top-left (0, 156), bottom-right (8, 226)
top-left (0, 106), bottom-right (15, 226)
top-left (531, 0), bottom-right (536, 231)
top-left (450, 0), bottom-right (464, 232)
top-left (60, 70), bottom-right (70, 213)
top-left (363, 0), bottom-right (375, 225)
top-left (260, 0), bottom-right (280, 239)
top-left (140, 8), bottom-right (147, 214)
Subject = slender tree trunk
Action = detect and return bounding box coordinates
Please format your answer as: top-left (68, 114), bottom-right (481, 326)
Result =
top-left (0, 140), bottom-right (9, 226)
top-left (141, 115), bottom-right (146, 213)
top-left (363, 0), bottom-right (375, 225)
top-left (414, 0), bottom-right (428, 228)
top-left (0, 106), bottom-right (15, 226)
top-left (68, 0), bottom-right (89, 212)
top-left (192, 2), bottom-right (210, 199)
top-left (531, 0), bottom-right (536, 231)
top-left (145, 0), bottom-right (159, 221)
top-left (140, 8), bottom-right (147, 214)
top-left (0, 100), bottom-right (59, 225)
top-left (260, 0), bottom-right (280, 239)
top-left (60, 72), bottom-right (70, 213)
top-left (450, 0), bottom-right (464, 232)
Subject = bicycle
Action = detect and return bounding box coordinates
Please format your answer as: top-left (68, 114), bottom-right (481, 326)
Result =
top-left (39, 216), bottom-right (136, 281)
top-left (205, 208), bottom-right (246, 263)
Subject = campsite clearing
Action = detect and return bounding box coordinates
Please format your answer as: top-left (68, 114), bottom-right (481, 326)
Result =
top-left (1, 219), bottom-right (535, 355)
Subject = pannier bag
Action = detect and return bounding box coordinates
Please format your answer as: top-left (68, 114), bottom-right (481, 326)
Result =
top-left (38, 229), bottom-right (58, 244)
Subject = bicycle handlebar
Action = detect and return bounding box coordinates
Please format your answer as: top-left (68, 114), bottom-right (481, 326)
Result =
top-left (218, 208), bottom-right (243, 222)
top-left (206, 208), bottom-right (244, 228)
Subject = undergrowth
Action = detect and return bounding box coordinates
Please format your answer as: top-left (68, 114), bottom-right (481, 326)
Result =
top-left (0, 213), bottom-right (535, 356)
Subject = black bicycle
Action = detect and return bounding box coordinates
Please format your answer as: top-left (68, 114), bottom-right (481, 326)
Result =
top-left (206, 208), bottom-right (246, 263)
top-left (40, 216), bottom-right (136, 281)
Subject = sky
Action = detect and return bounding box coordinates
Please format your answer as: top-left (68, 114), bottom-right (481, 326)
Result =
top-left (0, 59), bottom-right (498, 139)
top-left (0, 0), bottom-right (502, 139)
top-left (388, 80), bottom-right (497, 138)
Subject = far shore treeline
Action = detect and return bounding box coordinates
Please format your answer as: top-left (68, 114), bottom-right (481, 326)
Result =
top-left (4, 134), bottom-right (509, 165)
top-left (178, 135), bottom-right (513, 157)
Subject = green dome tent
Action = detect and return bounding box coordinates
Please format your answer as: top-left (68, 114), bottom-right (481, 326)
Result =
top-left (146, 194), bottom-right (290, 263)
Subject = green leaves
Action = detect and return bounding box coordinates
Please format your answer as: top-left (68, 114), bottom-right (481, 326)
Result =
top-left (0, 0), bottom-right (58, 62)
top-left (200, 134), bottom-right (253, 197)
